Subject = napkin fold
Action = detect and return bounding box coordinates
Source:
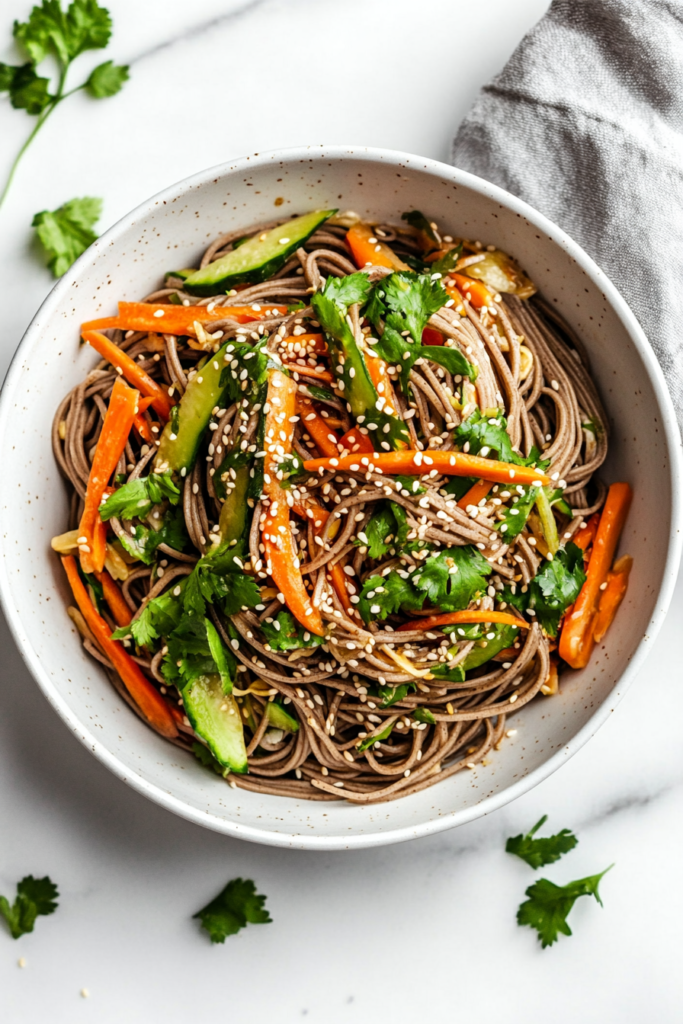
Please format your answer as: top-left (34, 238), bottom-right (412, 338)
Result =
top-left (452, 0), bottom-right (683, 427)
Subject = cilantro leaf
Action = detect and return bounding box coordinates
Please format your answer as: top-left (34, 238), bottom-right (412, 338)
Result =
top-left (112, 581), bottom-right (185, 647)
top-left (312, 278), bottom-right (408, 448)
top-left (497, 485), bottom-right (536, 540)
top-left (85, 58), bottom-right (128, 97)
top-left (1, 2), bottom-right (128, 211)
top-left (506, 815), bottom-right (579, 869)
top-left (100, 472), bottom-right (180, 521)
top-left (382, 271), bottom-right (447, 344)
top-left (183, 556), bottom-right (260, 618)
top-left (0, 62), bottom-right (52, 113)
top-left (455, 409), bottom-right (547, 468)
top-left (412, 546), bottom-right (491, 612)
top-left (321, 271), bottom-right (372, 308)
top-left (260, 610), bottom-right (324, 652)
top-left (357, 570), bottom-right (423, 623)
top-left (161, 613), bottom-right (237, 692)
top-left (32, 196), bottom-right (101, 276)
top-left (504, 543), bottom-right (586, 636)
top-left (0, 876), bottom-right (59, 940)
top-left (517, 867), bottom-right (612, 948)
top-left (193, 880), bottom-right (270, 942)
top-left (213, 449), bottom-right (252, 501)
top-left (360, 504), bottom-right (397, 560)
top-left (429, 662), bottom-right (466, 682)
top-left (194, 878), bottom-right (271, 943)
top-left (14, 0), bottom-right (113, 67)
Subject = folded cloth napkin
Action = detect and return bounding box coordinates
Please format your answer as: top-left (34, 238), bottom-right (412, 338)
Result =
top-left (452, 0), bottom-right (683, 428)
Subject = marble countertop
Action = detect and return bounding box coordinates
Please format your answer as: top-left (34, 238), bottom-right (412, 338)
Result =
top-left (2, 1), bottom-right (682, 1021)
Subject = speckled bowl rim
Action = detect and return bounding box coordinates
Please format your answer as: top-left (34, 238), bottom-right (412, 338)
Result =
top-left (1, 145), bottom-right (681, 850)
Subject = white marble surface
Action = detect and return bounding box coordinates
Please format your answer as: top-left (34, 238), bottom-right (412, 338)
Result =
top-left (2, 1), bottom-right (682, 1020)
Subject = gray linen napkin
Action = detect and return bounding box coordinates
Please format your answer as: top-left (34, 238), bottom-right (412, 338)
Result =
top-left (452, 0), bottom-right (683, 428)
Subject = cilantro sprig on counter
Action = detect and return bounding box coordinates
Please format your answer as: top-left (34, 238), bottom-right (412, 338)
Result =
top-left (32, 196), bottom-right (102, 276)
top-left (0, 875), bottom-right (59, 939)
top-left (0, 0), bottom-right (129, 214)
top-left (506, 814), bottom-right (578, 869)
top-left (506, 816), bottom-right (613, 948)
top-left (194, 878), bottom-right (271, 943)
top-left (517, 868), bottom-right (612, 948)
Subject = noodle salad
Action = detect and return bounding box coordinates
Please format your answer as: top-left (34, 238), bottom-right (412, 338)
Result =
top-left (51, 209), bottom-right (632, 803)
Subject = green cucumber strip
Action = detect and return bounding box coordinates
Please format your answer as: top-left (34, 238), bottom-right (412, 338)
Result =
top-left (215, 465), bottom-right (250, 552)
top-left (183, 673), bottom-right (248, 773)
top-left (155, 342), bottom-right (230, 474)
top-left (265, 701), bottom-right (300, 734)
top-left (180, 210), bottom-right (336, 296)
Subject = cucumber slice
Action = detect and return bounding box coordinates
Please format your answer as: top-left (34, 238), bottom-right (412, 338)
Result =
top-left (154, 342), bottom-right (230, 474)
top-left (183, 674), bottom-right (248, 773)
top-left (179, 210), bottom-right (336, 296)
top-left (265, 701), bottom-right (299, 734)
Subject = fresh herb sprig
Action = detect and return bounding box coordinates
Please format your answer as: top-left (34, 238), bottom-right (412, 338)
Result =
top-left (517, 868), bottom-right (612, 948)
top-left (194, 878), bottom-right (271, 943)
top-left (0, 0), bottom-right (129, 210)
top-left (0, 875), bottom-right (59, 939)
top-left (506, 814), bottom-right (578, 869)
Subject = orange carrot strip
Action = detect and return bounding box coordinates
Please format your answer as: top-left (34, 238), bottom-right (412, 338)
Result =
top-left (398, 609), bottom-right (530, 633)
top-left (78, 377), bottom-right (139, 574)
top-left (328, 561), bottom-right (355, 616)
top-left (559, 483), bottom-right (633, 669)
top-left (262, 369), bottom-right (324, 636)
top-left (592, 555), bottom-right (633, 644)
top-left (573, 512), bottom-right (601, 551)
top-left (296, 397), bottom-right (340, 457)
top-left (62, 556), bottom-right (177, 738)
top-left (133, 396), bottom-right (154, 443)
top-left (346, 223), bottom-right (409, 272)
top-left (364, 351), bottom-right (399, 416)
top-left (280, 333), bottom-right (328, 356)
top-left (302, 450), bottom-right (550, 487)
top-left (422, 327), bottom-right (444, 346)
top-left (446, 274), bottom-right (494, 310)
top-left (95, 570), bottom-right (133, 628)
top-left (457, 479), bottom-right (493, 511)
top-left (82, 301), bottom-right (288, 335)
top-left (339, 426), bottom-right (374, 454)
top-left (82, 330), bottom-right (173, 420)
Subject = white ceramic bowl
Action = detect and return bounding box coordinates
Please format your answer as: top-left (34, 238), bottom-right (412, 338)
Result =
top-left (1, 147), bottom-right (680, 850)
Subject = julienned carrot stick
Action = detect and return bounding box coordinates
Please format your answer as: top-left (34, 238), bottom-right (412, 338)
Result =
top-left (303, 450), bottom-right (551, 487)
top-left (573, 512), bottom-right (600, 551)
top-left (78, 377), bottom-right (139, 574)
top-left (82, 330), bottom-right (173, 420)
top-left (262, 369), bottom-right (324, 636)
top-left (397, 610), bottom-right (529, 633)
top-left (346, 223), bottom-right (409, 272)
top-left (296, 397), bottom-right (340, 458)
top-left (592, 554), bottom-right (633, 644)
top-left (457, 479), bottom-right (493, 511)
top-left (328, 560), bottom-right (355, 616)
top-left (133, 396), bottom-right (154, 443)
top-left (81, 301), bottom-right (289, 335)
top-left (559, 482), bottom-right (632, 669)
top-left (363, 351), bottom-right (398, 416)
top-left (95, 569), bottom-right (132, 628)
top-left (280, 333), bottom-right (328, 357)
top-left (339, 426), bottom-right (374, 454)
top-left (446, 274), bottom-right (494, 310)
top-left (62, 556), bottom-right (177, 738)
